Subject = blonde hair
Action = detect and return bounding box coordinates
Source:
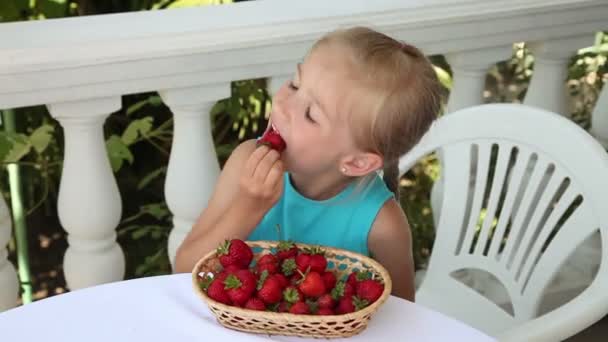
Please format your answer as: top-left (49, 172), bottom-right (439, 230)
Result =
top-left (313, 27), bottom-right (444, 199)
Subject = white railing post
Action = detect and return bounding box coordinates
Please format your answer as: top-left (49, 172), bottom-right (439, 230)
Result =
top-left (0, 195), bottom-right (18, 311)
top-left (159, 85), bottom-right (230, 268)
top-left (445, 47), bottom-right (513, 112)
top-left (524, 35), bottom-right (591, 116)
top-left (591, 83), bottom-right (608, 148)
top-left (47, 97), bottom-right (125, 290)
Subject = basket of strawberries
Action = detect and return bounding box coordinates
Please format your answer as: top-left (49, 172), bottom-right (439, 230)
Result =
top-left (192, 239), bottom-right (392, 339)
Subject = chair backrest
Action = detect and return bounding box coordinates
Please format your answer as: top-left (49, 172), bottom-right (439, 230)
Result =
top-left (400, 104), bottom-right (608, 334)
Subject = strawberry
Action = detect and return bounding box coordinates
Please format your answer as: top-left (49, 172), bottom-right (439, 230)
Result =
top-left (278, 301), bottom-right (291, 313)
top-left (224, 269), bottom-right (257, 306)
top-left (290, 272), bottom-right (303, 285)
top-left (223, 265), bottom-right (241, 274)
top-left (283, 286), bottom-right (305, 304)
top-left (217, 239), bottom-right (253, 269)
top-left (317, 308), bottom-right (335, 315)
top-left (336, 296), bottom-right (369, 314)
top-left (322, 271), bottom-right (337, 291)
top-left (317, 293), bottom-right (336, 309)
top-left (347, 270), bottom-right (371, 289)
top-left (295, 253), bottom-right (312, 273)
top-left (356, 279), bottom-right (384, 303)
top-left (289, 301), bottom-right (310, 314)
top-left (206, 277), bottom-right (232, 305)
top-left (256, 271), bottom-right (283, 304)
top-left (257, 125), bottom-right (286, 152)
top-left (331, 281), bottom-right (355, 300)
top-left (214, 271), bottom-right (230, 283)
top-left (309, 254), bottom-right (327, 273)
top-left (276, 241), bottom-right (298, 260)
top-left (281, 257), bottom-right (297, 277)
top-left (306, 247), bottom-right (328, 273)
top-left (298, 271), bottom-right (326, 298)
top-left (258, 254), bottom-right (278, 265)
top-left (271, 273), bottom-right (289, 289)
top-left (244, 297), bottom-right (266, 311)
top-left (256, 254), bottom-right (279, 275)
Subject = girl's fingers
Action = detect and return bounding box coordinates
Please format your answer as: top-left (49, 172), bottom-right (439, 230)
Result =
top-left (253, 148), bottom-right (280, 182)
top-left (265, 159), bottom-right (284, 188)
top-left (244, 145), bottom-right (270, 177)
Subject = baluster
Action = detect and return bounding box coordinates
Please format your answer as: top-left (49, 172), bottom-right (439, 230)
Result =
top-left (47, 97), bottom-right (124, 290)
top-left (524, 35), bottom-right (590, 116)
top-left (0, 195), bottom-right (18, 311)
top-left (160, 85), bottom-right (230, 267)
top-left (445, 47), bottom-right (513, 112)
top-left (591, 82), bottom-right (608, 148)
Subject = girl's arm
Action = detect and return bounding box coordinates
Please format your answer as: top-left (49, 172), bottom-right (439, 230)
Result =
top-left (368, 199), bottom-right (416, 301)
top-left (174, 140), bottom-right (284, 273)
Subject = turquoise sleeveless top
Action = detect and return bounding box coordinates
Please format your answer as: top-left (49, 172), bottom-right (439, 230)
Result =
top-left (247, 173), bottom-right (394, 256)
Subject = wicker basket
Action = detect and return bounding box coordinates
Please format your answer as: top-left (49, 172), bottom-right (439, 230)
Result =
top-left (191, 240), bottom-right (392, 339)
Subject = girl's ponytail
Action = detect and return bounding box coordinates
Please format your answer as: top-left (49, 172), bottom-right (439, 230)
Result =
top-left (382, 159), bottom-right (400, 200)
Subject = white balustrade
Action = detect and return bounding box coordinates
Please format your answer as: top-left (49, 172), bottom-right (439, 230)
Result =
top-left (159, 85), bottom-right (230, 266)
top-left (524, 35), bottom-right (592, 116)
top-left (47, 97), bottom-right (125, 290)
top-left (0, 0), bottom-right (605, 292)
top-left (0, 195), bottom-right (18, 311)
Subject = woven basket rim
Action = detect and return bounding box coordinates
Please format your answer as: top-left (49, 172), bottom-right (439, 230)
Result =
top-left (191, 240), bottom-right (393, 322)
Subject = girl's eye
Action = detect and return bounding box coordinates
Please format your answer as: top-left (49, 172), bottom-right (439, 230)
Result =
top-left (288, 81), bottom-right (316, 124)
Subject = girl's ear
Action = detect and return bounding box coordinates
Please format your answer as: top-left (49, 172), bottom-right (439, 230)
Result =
top-left (340, 152), bottom-right (383, 177)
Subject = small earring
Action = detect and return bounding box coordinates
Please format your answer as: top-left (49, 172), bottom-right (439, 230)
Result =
top-left (341, 167), bottom-right (347, 174)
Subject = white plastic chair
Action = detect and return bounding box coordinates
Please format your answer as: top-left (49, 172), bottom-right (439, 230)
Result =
top-left (400, 103), bottom-right (608, 341)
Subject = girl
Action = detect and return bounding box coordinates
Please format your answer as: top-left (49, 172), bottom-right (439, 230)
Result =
top-left (175, 27), bottom-right (443, 301)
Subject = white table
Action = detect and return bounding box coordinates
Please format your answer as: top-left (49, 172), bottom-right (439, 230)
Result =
top-left (0, 274), bottom-right (495, 341)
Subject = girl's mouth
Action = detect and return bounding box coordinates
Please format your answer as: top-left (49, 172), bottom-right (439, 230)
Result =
top-left (257, 121), bottom-right (286, 152)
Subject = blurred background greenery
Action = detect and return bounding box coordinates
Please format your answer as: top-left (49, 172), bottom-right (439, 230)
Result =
top-left (0, 0), bottom-right (606, 304)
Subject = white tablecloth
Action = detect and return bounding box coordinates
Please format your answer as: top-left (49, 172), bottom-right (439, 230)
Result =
top-left (0, 274), bottom-right (495, 341)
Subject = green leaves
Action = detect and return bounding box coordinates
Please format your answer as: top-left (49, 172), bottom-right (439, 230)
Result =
top-left (121, 117), bottom-right (153, 145)
top-left (0, 132), bottom-right (30, 163)
top-left (38, 0), bottom-right (69, 19)
top-left (0, 1), bottom-right (26, 22)
top-left (106, 117), bottom-right (153, 172)
top-left (106, 135), bottom-right (134, 172)
top-left (30, 124), bottom-right (55, 154)
top-left (0, 124), bottom-right (55, 163)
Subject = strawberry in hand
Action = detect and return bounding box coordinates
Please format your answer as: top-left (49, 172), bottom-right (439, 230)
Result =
top-left (257, 124), bottom-right (286, 152)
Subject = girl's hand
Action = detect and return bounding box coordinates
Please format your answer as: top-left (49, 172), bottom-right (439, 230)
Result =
top-left (237, 145), bottom-right (284, 214)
